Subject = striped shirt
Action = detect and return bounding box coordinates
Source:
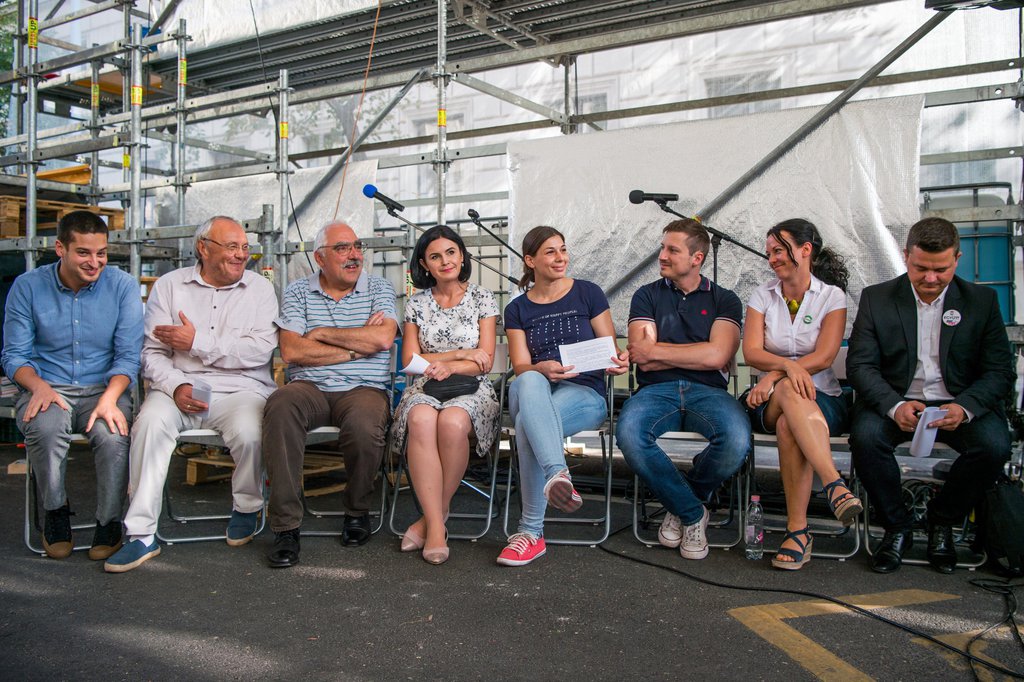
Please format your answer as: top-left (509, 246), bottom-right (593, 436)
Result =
top-left (276, 270), bottom-right (398, 392)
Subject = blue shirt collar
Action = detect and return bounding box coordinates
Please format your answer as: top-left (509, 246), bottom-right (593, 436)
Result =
top-left (51, 260), bottom-right (99, 294)
top-left (663, 275), bottom-right (711, 294)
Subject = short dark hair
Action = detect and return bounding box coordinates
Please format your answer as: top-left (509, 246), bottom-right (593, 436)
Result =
top-left (906, 217), bottom-right (960, 254)
top-left (409, 225), bottom-right (471, 289)
top-left (518, 225), bottom-right (565, 291)
top-left (663, 218), bottom-right (710, 261)
top-left (58, 210), bottom-right (108, 245)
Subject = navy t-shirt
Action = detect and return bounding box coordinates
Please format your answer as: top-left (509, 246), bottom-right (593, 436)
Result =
top-left (503, 279), bottom-right (610, 395)
top-left (628, 276), bottom-right (742, 389)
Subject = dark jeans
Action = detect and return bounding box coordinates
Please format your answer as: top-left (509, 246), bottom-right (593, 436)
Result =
top-left (849, 401), bottom-right (1011, 531)
top-left (262, 381), bottom-right (390, 532)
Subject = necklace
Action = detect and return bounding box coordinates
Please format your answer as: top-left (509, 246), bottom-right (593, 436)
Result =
top-left (785, 296), bottom-right (801, 315)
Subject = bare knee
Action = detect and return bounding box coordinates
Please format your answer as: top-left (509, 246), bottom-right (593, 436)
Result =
top-left (436, 408), bottom-right (471, 440)
top-left (775, 414), bottom-right (797, 447)
top-left (408, 404), bottom-right (439, 435)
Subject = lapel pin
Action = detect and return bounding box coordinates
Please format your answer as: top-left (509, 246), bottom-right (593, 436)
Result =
top-left (802, 314), bottom-right (813, 324)
top-left (942, 310), bottom-right (961, 327)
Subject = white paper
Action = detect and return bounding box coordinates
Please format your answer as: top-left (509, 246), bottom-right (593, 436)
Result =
top-left (191, 378), bottom-right (212, 414)
top-left (558, 336), bottom-right (617, 374)
top-left (401, 353), bottom-right (431, 375)
top-left (909, 407), bottom-right (948, 458)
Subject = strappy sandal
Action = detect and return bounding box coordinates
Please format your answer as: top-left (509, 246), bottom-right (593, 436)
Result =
top-left (771, 527), bottom-right (813, 570)
top-left (823, 478), bottom-right (864, 527)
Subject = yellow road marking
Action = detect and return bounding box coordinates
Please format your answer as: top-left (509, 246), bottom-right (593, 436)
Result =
top-left (728, 589), bottom-right (960, 681)
top-left (913, 626), bottom-right (1023, 682)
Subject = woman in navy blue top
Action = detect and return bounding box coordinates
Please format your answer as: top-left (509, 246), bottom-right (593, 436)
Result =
top-left (497, 225), bottom-right (628, 567)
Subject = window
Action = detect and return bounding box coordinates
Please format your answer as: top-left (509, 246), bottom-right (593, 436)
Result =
top-left (705, 71), bottom-right (782, 119)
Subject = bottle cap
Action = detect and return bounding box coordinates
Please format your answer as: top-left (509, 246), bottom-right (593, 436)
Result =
top-left (751, 495), bottom-right (760, 502)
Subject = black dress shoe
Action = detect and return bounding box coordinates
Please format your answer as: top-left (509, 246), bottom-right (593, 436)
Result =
top-left (268, 529), bottom-right (300, 568)
top-left (342, 513), bottom-right (372, 547)
top-left (927, 523), bottom-right (957, 574)
top-left (872, 529), bottom-right (913, 574)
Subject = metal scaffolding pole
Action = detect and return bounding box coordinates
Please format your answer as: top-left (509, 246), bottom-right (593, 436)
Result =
top-left (174, 19), bottom-right (189, 266)
top-left (89, 58), bottom-right (100, 205)
top-left (276, 69), bottom-right (290, 294)
top-left (24, 0), bottom-right (39, 271)
top-left (128, 25), bottom-right (143, 278)
top-left (434, 0), bottom-right (449, 224)
top-left (604, 9), bottom-right (953, 299)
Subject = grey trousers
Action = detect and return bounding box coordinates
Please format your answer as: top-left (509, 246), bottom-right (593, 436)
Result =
top-left (16, 384), bottom-right (133, 524)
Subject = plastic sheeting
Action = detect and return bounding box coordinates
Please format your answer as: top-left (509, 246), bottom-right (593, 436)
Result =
top-left (153, 159), bottom-right (378, 281)
top-left (152, 1), bottom-right (378, 56)
top-left (507, 95), bottom-right (924, 332)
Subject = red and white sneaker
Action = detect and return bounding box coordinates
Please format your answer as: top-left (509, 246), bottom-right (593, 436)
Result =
top-left (543, 470), bottom-right (583, 513)
top-left (496, 533), bottom-right (547, 567)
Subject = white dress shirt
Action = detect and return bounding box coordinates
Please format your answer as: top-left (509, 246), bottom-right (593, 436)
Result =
top-left (142, 265), bottom-right (279, 398)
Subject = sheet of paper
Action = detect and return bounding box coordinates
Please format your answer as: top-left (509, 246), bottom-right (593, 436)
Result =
top-left (191, 378), bottom-right (212, 415)
top-left (557, 336), bottom-right (617, 374)
top-left (401, 353), bottom-right (430, 375)
top-left (909, 407), bottom-right (948, 458)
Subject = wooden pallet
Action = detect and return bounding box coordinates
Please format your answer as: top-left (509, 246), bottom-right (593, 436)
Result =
top-left (0, 195), bottom-right (125, 237)
top-left (185, 450), bottom-right (349, 497)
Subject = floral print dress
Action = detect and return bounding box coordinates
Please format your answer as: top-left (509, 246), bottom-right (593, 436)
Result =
top-left (390, 283), bottom-right (500, 456)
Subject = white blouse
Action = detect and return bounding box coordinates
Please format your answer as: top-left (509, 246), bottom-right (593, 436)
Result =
top-left (747, 275), bottom-right (846, 397)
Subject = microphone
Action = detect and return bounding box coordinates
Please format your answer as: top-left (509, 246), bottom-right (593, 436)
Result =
top-left (362, 184), bottom-right (405, 213)
top-left (629, 190), bottom-right (679, 205)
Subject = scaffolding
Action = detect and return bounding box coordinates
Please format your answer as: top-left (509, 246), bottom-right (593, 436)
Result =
top-left (0, 0), bottom-right (1020, 320)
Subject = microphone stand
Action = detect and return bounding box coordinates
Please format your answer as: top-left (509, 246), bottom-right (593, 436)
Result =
top-left (468, 210), bottom-right (523, 261)
top-left (652, 199), bottom-right (766, 282)
top-left (379, 203), bottom-right (520, 287)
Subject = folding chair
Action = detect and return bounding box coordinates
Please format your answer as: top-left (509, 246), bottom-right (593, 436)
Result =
top-left (299, 345), bottom-right (399, 537)
top-left (631, 361), bottom-right (751, 550)
top-left (501, 374), bottom-right (617, 547)
top-left (388, 343), bottom-right (509, 541)
top-left (860, 442), bottom-right (988, 570)
top-left (753, 346), bottom-right (862, 561)
top-left (157, 427), bottom-right (345, 544)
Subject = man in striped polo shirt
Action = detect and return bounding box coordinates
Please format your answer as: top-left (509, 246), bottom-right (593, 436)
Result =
top-left (262, 221), bottom-right (399, 568)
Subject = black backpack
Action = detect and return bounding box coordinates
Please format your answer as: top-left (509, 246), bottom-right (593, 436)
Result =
top-left (973, 477), bottom-right (1024, 577)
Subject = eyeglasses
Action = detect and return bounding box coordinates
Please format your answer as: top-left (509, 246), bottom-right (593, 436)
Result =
top-left (319, 240), bottom-right (366, 255)
top-left (201, 237), bottom-right (251, 255)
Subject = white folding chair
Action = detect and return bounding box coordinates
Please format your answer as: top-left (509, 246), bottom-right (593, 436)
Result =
top-left (388, 343), bottom-right (510, 542)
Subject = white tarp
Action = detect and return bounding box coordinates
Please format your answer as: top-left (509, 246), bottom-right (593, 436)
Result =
top-left (153, 159), bottom-right (378, 281)
top-left (507, 95), bottom-right (924, 332)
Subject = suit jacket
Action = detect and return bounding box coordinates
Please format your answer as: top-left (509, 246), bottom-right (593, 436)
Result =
top-left (846, 274), bottom-right (1014, 420)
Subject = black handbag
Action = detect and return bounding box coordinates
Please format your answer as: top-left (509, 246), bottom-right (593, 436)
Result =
top-left (422, 375), bottom-right (480, 401)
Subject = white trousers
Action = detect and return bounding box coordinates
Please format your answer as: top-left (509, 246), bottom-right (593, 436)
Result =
top-left (123, 389), bottom-right (266, 536)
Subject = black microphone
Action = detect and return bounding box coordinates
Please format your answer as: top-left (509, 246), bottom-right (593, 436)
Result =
top-left (629, 189), bottom-right (679, 205)
top-left (467, 208), bottom-right (480, 220)
top-left (362, 184), bottom-right (405, 213)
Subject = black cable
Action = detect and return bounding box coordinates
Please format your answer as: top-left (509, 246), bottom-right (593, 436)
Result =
top-left (596, 523), bottom-right (1024, 678)
top-left (246, 0), bottom-right (313, 270)
top-left (966, 578), bottom-right (1024, 681)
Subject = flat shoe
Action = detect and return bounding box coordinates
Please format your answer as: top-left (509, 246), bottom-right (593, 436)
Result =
top-left (422, 546), bottom-right (449, 565)
top-left (400, 527), bottom-right (425, 552)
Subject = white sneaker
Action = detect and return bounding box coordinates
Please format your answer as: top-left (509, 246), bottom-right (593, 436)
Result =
top-left (658, 512), bottom-right (683, 548)
top-left (679, 507), bottom-right (710, 560)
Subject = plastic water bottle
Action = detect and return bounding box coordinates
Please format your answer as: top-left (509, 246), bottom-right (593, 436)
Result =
top-left (745, 495), bottom-right (764, 560)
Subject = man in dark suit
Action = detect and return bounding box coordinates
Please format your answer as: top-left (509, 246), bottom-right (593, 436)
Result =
top-left (848, 217), bottom-right (1014, 574)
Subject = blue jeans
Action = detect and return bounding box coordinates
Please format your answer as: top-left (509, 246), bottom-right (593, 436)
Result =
top-left (617, 380), bottom-right (751, 525)
top-left (509, 371), bottom-right (608, 537)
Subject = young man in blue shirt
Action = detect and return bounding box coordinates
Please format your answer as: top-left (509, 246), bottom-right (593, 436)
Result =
top-left (2, 210), bottom-right (143, 560)
top-left (617, 218), bottom-right (751, 560)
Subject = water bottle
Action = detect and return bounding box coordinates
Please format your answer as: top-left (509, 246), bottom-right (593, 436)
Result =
top-left (745, 495), bottom-right (764, 560)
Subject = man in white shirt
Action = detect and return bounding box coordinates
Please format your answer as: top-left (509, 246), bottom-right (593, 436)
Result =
top-left (105, 216), bottom-right (279, 573)
top-left (847, 217), bottom-right (1014, 574)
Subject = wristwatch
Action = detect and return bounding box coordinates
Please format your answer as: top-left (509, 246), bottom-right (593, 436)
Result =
top-left (349, 350), bottom-right (356, 361)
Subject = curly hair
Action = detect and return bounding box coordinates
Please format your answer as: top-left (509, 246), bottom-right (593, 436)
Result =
top-left (767, 218), bottom-right (848, 292)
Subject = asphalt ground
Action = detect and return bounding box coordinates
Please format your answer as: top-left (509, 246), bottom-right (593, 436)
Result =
top-left (2, 442), bottom-right (1023, 681)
